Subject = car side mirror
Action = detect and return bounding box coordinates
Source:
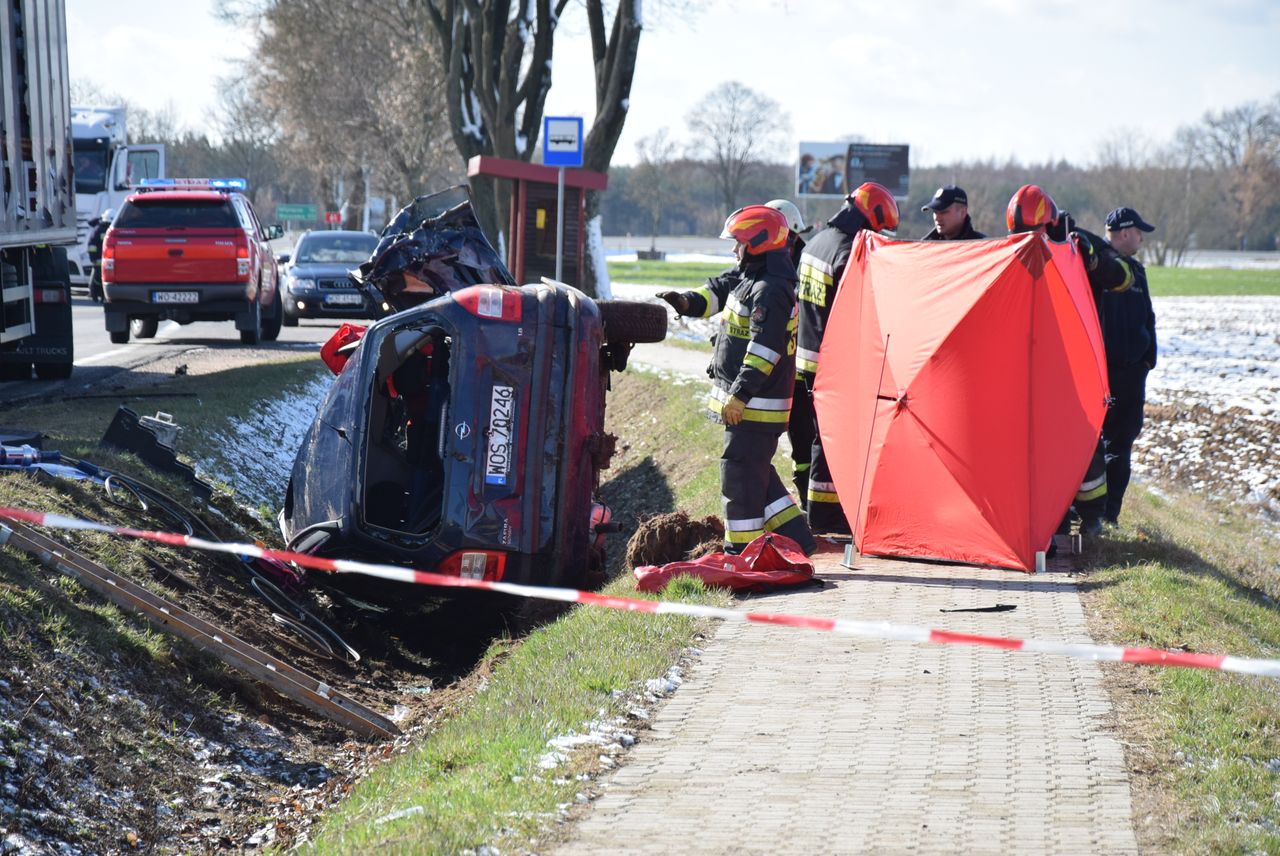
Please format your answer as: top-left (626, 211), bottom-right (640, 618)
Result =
top-left (264, 224), bottom-right (285, 241)
top-left (275, 253), bottom-right (291, 265)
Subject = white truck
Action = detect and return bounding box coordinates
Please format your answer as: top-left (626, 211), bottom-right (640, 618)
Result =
top-left (0, 0), bottom-right (77, 380)
top-left (67, 104), bottom-right (165, 286)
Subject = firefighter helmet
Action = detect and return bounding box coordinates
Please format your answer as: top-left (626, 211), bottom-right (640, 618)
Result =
top-left (720, 205), bottom-right (790, 255)
top-left (765, 199), bottom-right (808, 235)
top-left (1006, 184), bottom-right (1059, 233)
top-left (848, 182), bottom-right (900, 233)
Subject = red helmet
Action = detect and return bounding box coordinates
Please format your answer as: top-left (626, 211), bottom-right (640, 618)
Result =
top-left (848, 181), bottom-right (900, 232)
top-left (720, 205), bottom-right (790, 255)
top-left (1006, 184), bottom-right (1059, 233)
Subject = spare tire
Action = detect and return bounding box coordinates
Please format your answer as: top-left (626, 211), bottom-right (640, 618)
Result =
top-left (597, 300), bottom-right (667, 345)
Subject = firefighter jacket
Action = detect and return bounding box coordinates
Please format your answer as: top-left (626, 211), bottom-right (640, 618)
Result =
top-left (920, 216), bottom-right (986, 241)
top-left (87, 218), bottom-right (110, 265)
top-left (1078, 228), bottom-right (1157, 371)
top-left (795, 205), bottom-right (869, 379)
top-left (681, 249), bottom-right (799, 433)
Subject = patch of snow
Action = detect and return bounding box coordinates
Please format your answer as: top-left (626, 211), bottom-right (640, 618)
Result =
top-left (515, 132), bottom-right (527, 156)
top-left (585, 215), bottom-right (612, 300)
top-left (375, 805), bottom-right (425, 825)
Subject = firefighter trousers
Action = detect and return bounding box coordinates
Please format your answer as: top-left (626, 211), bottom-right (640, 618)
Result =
top-left (721, 427), bottom-right (817, 555)
top-left (806, 405), bottom-right (850, 534)
top-left (786, 376), bottom-right (815, 509)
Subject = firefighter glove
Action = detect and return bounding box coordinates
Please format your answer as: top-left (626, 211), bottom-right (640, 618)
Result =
top-left (656, 291), bottom-right (690, 315)
top-left (1071, 231), bottom-right (1097, 271)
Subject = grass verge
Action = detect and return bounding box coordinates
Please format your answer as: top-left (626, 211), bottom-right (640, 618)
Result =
top-left (300, 369), bottom-right (732, 853)
top-left (608, 259), bottom-right (726, 291)
top-left (1080, 489), bottom-right (1280, 854)
top-left (1147, 266), bottom-right (1280, 296)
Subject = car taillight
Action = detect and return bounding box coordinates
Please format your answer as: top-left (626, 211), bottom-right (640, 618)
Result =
top-left (102, 235), bottom-right (115, 273)
top-left (454, 285), bottom-right (522, 323)
top-left (436, 550), bottom-right (507, 581)
top-left (236, 240), bottom-right (251, 279)
top-left (33, 287), bottom-right (66, 304)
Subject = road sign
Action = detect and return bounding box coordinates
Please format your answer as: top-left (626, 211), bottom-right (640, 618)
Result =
top-left (543, 116), bottom-right (584, 168)
top-left (276, 203), bottom-right (317, 220)
top-left (324, 211), bottom-right (342, 225)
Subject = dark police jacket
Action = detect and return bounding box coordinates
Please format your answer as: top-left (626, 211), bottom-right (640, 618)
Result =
top-left (680, 249), bottom-right (799, 432)
top-left (920, 216), bottom-right (986, 241)
top-left (1077, 227), bottom-right (1157, 371)
top-left (795, 205), bottom-right (868, 380)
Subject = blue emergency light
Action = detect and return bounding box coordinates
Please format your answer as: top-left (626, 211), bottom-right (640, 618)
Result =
top-left (138, 178), bottom-right (248, 191)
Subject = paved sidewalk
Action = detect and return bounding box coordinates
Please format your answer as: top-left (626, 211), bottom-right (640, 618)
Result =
top-left (555, 547), bottom-right (1138, 855)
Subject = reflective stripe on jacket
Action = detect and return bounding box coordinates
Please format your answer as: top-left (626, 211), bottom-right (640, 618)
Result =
top-left (682, 250), bottom-right (799, 432)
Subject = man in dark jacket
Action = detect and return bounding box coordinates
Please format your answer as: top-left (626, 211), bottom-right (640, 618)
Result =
top-left (85, 208), bottom-right (114, 302)
top-left (1084, 206), bottom-right (1158, 525)
top-left (658, 205), bottom-right (817, 555)
top-left (792, 182), bottom-right (899, 533)
top-left (920, 185), bottom-right (985, 241)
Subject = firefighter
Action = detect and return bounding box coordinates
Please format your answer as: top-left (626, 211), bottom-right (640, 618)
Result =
top-left (920, 185), bottom-right (986, 240)
top-left (86, 208), bottom-right (114, 302)
top-left (793, 181), bottom-right (900, 532)
top-left (656, 205), bottom-right (817, 555)
top-left (1007, 184), bottom-right (1109, 538)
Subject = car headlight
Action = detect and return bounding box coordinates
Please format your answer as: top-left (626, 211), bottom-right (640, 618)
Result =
top-left (287, 276), bottom-right (316, 293)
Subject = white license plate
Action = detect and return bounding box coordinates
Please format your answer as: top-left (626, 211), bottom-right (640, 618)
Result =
top-left (485, 385), bottom-right (516, 485)
top-left (152, 291), bottom-right (199, 304)
top-left (324, 293), bottom-right (364, 305)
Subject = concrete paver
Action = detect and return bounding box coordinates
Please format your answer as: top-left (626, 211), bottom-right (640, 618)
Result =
top-left (555, 548), bottom-right (1137, 855)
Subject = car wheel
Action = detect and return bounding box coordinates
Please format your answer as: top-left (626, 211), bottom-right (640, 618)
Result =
top-left (33, 361), bottom-right (73, 381)
top-left (109, 329), bottom-right (130, 345)
top-left (597, 300), bottom-right (668, 345)
top-left (130, 318), bottom-right (159, 339)
top-left (262, 294), bottom-right (283, 342)
top-left (240, 299), bottom-right (262, 345)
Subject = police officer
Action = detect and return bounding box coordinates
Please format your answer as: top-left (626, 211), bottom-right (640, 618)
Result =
top-left (1007, 184), bottom-right (1110, 537)
top-left (920, 185), bottom-right (986, 240)
top-left (657, 205), bottom-right (817, 555)
top-left (793, 182), bottom-right (900, 533)
top-left (86, 208), bottom-right (114, 302)
top-left (1080, 207), bottom-right (1157, 526)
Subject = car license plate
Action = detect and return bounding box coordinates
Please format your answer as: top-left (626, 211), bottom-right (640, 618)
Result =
top-left (152, 291), bottom-right (199, 304)
top-left (324, 293), bottom-right (363, 305)
top-left (485, 385), bottom-right (516, 485)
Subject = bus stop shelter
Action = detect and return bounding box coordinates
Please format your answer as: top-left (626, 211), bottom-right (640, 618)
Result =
top-left (467, 155), bottom-right (608, 287)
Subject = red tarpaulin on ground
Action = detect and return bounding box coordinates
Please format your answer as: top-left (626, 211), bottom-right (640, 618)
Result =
top-left (813, 232), bottom-right (1108, 572)
top-left (633, 534), bottom-right (815, 593)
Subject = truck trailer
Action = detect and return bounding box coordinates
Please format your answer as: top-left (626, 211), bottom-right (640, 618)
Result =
top-left (0, 0), bottom-right (76, 380)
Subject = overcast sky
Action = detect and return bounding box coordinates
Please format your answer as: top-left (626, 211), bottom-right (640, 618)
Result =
top-left (67, 0), bottom-right (1279, 167)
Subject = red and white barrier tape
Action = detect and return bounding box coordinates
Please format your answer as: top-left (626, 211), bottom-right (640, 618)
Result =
top-left (1, 505), bottom-right (1277, 679)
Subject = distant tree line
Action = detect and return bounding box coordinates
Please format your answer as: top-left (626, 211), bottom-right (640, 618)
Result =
top-left (603, 87), bottom-right (1280, 264)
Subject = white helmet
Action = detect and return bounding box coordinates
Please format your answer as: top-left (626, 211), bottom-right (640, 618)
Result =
top-left (765, 199), bottom-right (807, 235)
top-left (100, 208), bottom-right (116, 222)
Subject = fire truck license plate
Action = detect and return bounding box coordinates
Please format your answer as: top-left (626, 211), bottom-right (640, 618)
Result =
top-left (152, 291), bottom-right (200, 304)
top-left (485, 385), bottom-right (516, 485)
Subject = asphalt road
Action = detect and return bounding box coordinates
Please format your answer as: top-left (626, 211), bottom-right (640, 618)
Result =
top-left (0, 292), bottom-right (356, 409)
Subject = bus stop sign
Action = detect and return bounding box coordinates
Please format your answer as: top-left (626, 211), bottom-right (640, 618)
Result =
top-left (543, 116), bottom-right (584, 168)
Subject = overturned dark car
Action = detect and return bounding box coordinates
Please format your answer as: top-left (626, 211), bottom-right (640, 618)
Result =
top-left (279, 187), bottom-right (666, 602)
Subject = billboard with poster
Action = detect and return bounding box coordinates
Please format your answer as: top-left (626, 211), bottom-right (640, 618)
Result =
top-left (797, 141), bottom-right (911, 198)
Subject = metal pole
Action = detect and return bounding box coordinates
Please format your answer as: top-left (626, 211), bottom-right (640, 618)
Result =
top-left (555, 166), bottom-right (565, 282)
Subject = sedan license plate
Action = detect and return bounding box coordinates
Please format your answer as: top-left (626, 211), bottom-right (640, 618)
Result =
top-left (152, 291), bottom-right (199, 304)
top-left (485, 385), bottom-right (516, 485)
top-left (324, 293), bottom-right (364, 305)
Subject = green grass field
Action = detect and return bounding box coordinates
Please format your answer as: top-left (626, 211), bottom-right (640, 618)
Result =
top-left (609, 259), bottom-right (1280, 297)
